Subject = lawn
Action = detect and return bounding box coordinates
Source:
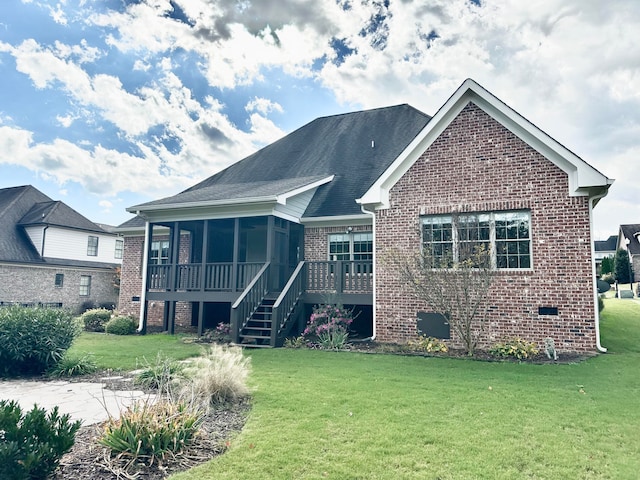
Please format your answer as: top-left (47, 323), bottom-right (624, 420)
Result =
top-left (68, 331), bottom-right (204, 370)
top-left (71, 299), bottom-right (640, 479)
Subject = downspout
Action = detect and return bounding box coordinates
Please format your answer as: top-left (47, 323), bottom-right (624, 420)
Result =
top-left (360, 204), bottom-right (377, 341)
top-left (137, 218), bottom-right (150, 333)
top-left (41, 226), bottom-right (48, 257)
top-left (590, 192), bottom-right (608, 353)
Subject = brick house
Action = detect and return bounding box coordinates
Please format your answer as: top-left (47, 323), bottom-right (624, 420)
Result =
top-left (117, 79), bottom-right (612, 353)
top-left (617, 224), bottom-right (640, 284)
top-left (0, 185), bottom-right (122, 313)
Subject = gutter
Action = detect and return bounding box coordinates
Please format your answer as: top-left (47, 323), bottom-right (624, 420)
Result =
top-left (359, 203), bottom-right (377, 341)
top-left (41, 226), bottom-right (48, 257)
top-left (137, 218), bottom-right (150, 333)
top-left (590, 192), bottom-right (608, 353)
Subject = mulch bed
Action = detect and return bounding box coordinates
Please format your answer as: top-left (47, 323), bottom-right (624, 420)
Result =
top-left (53, 372), bottom-right (249, 480)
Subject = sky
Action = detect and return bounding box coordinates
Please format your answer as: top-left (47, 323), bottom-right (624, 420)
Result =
top-left (0, 0), bottom-right (638, 240)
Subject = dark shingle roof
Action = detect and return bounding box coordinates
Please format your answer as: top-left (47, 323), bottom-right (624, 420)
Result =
top-left (620, 224), bottom-right (640, 255)
top-left (18, 200), bottom-right (107, 233)
top-left (129, 104), bottom-right (431, 218)
top-left (594, 235), bottom-right (617, 252)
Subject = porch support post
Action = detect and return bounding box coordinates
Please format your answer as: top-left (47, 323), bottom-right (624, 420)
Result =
top-left (232, 218), bottom-right (239, 291)
top-left (168, 301), bottom-right (176, 335)
top-left (197, 301), bottom-right (204, 336)
top-left (137, 220), bottom-right (152, 334)
top-left (266, 216), bottom-right (275, 291)
top-left (162, 300), bottom-right (170, 331)
top-left (170, 222), bottom-right (180, 291)
top-left (200, 220), bottom-right (208, 293)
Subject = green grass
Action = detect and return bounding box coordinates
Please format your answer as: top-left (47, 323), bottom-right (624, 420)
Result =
top-left (67, 332), bottom-right (204, 370)
top-left (69, 300), bottom-right (640, 478)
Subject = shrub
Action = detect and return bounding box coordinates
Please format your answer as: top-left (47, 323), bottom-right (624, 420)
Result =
top-left (0, 400), bottom-right (81, 480)
top-left (48, 353), bottom-right (97, 377)
top-left (99, 399), bottom-right (202, 463)
top-left (597, 278), bottom-right (611, 294)
top-left (489, 337), bottom-right (539, 360)
top-left (81, 308), bottom-right (112, 332)
top-left (601, 272), bottom-right (615, 284)
top-left (134, 354), bottom-right (186, 391)
top-left (182, 345), bottom-right (251, 407)
top-left (318, 326), bottom-right (350, 350)
top-left (105, 316), bottom-right (137, 335)
top-left (407, 335), bottom-right (448, 353)
top-left (0, 306), bottom-right (78, 376)
top-left (303, 303), bottom-right (355, 340)
top-left (283, 336), bottom-right (307, 348)
top-left (598, 295), bottom-right (605, 313)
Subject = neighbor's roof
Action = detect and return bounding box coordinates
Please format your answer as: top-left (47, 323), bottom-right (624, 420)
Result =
top-left (594, 235), bottom-right (618, 253)
top-left (0, 185), bottom-right (111, 265)
top-left (619, 224), bottom-right (640, 255)
top-left (127, 104), bottom-right (431, 219)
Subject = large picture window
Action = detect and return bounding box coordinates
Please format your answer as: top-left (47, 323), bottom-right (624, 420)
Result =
top-left (149, 240), bottom-right (170, 265)
top-left (421, 211), bottom-right (531, 270)
top-left (328, 232), bottom-right (373, 261)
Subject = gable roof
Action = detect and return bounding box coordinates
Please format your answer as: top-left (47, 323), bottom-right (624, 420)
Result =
top-left (127, 104), bottom-right (431, 221)
top-left (619, 224), bottom-right (640, 255)
top-left (0, 185), bottom-right (111, 266)
top-left (358, 79), bottom-right (613, 209)
top-left (594, 235), bottom-right (618, 253)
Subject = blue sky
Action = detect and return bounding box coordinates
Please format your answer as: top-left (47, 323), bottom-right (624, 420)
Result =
top-left (1, 0), bottom-right (638, 240)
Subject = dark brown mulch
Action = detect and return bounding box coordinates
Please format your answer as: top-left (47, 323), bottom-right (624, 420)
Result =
top-left (52, 371), bottom-right (250, 480)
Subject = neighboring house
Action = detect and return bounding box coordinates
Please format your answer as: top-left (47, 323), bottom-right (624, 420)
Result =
top-left (617, 224), bottom-right (640, 282)
top-left (117, 79), bottom-right (612, 353)
top-left (0, 185), bottom-right (122, 313)
top-left (594, 235), bottom-right (617, 273)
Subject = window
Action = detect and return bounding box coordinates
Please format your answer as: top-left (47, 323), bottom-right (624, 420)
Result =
top-left (54, 273), bottom-right (64, 287)
top-left (87, 236), bottom-right (99, 256)
top-left (79, 275), bottom-right (91, 296)
top-left (114, 239), bottom-right (124, 259)
top-left (149, 240), bottom-right (170, 265)
top-left (328, 232), bottom-right (373, 261)
top-left (421, 211), bottom-right (531, 270)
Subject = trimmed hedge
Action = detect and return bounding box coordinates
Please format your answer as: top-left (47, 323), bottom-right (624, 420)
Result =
top-left (0, 307), bottom-right (78, 376)
top-left (105, 316), bottom-right (137, 335)
top-left (81, 308), bottom-right (111, 332)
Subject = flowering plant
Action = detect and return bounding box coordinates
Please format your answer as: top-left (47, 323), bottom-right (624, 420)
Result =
top-left (303, 304), bottom-right (354, 340)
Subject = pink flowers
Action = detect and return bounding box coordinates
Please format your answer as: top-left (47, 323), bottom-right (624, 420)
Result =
top-left (303, 304), bottom-right (354, 339)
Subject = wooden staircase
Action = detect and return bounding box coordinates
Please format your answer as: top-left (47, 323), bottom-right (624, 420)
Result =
top-left (239, 294), bottom-right (277, 347)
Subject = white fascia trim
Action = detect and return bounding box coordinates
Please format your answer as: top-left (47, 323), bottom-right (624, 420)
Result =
top-left (127, 195), bottom-right (277, 215)
top-left (358, 78), bottom-right (612, 209)
top-left (275, 175), bottom-right (334, 205)
top-left (300, 214), bottom-right (372, 228)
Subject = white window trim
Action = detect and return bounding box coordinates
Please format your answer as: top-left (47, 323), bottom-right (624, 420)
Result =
top-left (327, 232), bottom-right (373, 262)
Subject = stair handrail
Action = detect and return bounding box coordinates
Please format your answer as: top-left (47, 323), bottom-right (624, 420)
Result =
top-left (271, 261), bottom-right (306, 346)
top-left (231, 262), bottom-right (270, 343)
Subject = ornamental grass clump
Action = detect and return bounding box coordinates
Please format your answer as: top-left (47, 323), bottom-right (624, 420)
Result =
top-left (99, 399), bottom-right (202, 464)
top-left (181, 344), bottom-right (251, 407)
top-left (407, 335), bottom-right (448, 353)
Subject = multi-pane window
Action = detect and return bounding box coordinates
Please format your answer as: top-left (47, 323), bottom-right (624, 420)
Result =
top-left (421, 211), bottom-right (531, 270)
top-left (79, 275), bottom-right (91, 296)
top-left (87, 236), bottom-right (99, 256)
top-left (114, 239), bottom-right (124, 259)
top-left (149, 240), bottom-right (170, 265)
top-left (328, 232), bottom-right (373, 261)
top-left (54, 273), bottom-right (64, 287)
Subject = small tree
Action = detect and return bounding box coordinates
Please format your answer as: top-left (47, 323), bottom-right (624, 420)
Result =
top-left (600, 256), bottom-right (614, 276)
top-left (614, 248), bottom-right (632, 284)
top-left (390, 242), bottom-right (496, 356)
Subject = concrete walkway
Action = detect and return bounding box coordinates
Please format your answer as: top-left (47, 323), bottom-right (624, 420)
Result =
top-left (0, 377), bottom-right (150, 425)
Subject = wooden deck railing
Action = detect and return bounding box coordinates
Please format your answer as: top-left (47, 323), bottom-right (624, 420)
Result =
top-left (271, 261), bottom-right (306, 346)
top-left (305, 260), bottom-right (373, 294)
top-left (148, 262), bottom-right (264, 292)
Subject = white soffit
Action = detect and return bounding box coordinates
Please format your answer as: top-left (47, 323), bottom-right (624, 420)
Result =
top-left (358, 79), bottom-right (612, 209)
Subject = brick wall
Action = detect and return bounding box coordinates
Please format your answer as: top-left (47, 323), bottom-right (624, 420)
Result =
top-left (118, 233), bottom-right (192, 329)
top-left (304, 224), bottom-right (373, 261)
top-left (375, 102), bottom-right (596, 353)
top-left (0, 263), bottom-right (118, 313)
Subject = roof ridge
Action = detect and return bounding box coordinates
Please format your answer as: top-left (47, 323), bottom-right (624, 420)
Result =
top-left (314, 103), bottom-right (428, 122)
top-left (0, 185), bottom-right (32, 219)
